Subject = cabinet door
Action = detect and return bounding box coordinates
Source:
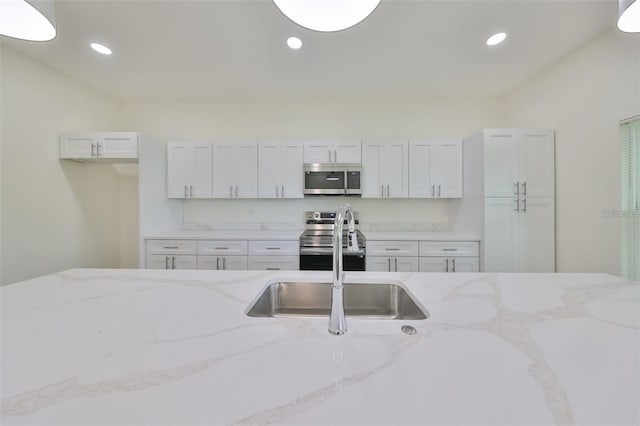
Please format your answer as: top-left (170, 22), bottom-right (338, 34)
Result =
top-left (212, 143), bottom-right (234, 198)
top-left (484, 130), bottom-right (520, 197)
top-left (279, 141), bottom-right (303, 198)
top-left (419, 257), bottom-right (447, 272)
top-left (233, 142), bottom-right (258, 198)
top-left (394, 257), bottom-right (419, 272)
top-left (167, 144), bottom-right (192, 198)
top-left (220, 256), bottom-right (248, 270)
top-left (197, 255), bottom-right (221, 270)
top-left (191, 144), bottom-right (213, 198)
top-left (484, 197), bottom-right (519, 272)
top-left (334, 141), bottom-right (361, 163)
top-left (303, 141), bottom-right (333, 163)
top-left (98, 132), bottom-right (138, 158)
top-left (146, 254), bottom-right (171, 269)
top-left (432, 140), bottom-right (462, 198)
top-left (409, 140), bottom-right (435, 198)
top-left (518, 197), bottom-right (555, 272)
top-left (362, 142), bottom-right (384, 198)
top-left (384, 141), bottom-right (409, 198)
top-left (172, 255), bottom-right (197, 270)
top-left (258, 142), bottom-right (279, 198)
top-left (366, 257), bottom-right (392, 272)
top-left (520, 130), bottom-right (555, 198)
top-left (449, 257), bottom-right (480, 272)
top-left (59, 134), bottom-right (95, 159)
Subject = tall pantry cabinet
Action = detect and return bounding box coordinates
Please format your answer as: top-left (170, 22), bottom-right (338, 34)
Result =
top-left (464, 129), bottom-right (555, 272)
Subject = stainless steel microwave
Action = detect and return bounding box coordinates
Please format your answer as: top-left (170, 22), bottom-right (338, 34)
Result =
top-left (303, 163), bottom-right (362, 196)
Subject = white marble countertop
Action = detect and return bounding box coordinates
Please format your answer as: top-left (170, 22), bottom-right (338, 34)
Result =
top-left (1, 269), bottom-right (638, 425)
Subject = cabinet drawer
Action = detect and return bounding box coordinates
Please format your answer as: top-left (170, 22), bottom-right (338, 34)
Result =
top-left (247, 255), bottom-right (299, 271)
top-left (419, 256), bottom-right (479, 272)
top-left (248, 240), bottom-right (299, 256)
top-left (198, 240), bottom-right (248, 255)
top-left (146, 240), bottom-right (197, 255)
top-left (419, 241), bottom-right (479, 257)
top-left (146, 254), bottom-right (197, 269)
top-left (366, 241), bottom-right (419, 257)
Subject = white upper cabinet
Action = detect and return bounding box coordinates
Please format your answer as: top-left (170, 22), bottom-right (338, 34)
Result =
top-left (409, 139), bottom-right (462, 198)
top-left (167, 142), bottom-right (213, 198)
top-left (484, 129), bottom-right (554, 198)
top-left (212, 141), bottom-right (258, 198)
top-left (60, 132), bottom-right (138, 162)
top-left (362, 140), bottom-right (409, 198)
top-left (258, 141), bottom-right (303, 198)
top-left (303, 141), bottom-right (361, 164)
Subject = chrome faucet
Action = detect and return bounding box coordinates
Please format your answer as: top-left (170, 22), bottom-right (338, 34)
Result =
top-left (329, 204), bottom-right (359, 335)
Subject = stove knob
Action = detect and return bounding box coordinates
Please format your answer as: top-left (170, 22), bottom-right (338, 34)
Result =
top-left (313, 211), bottom-right (321, 220)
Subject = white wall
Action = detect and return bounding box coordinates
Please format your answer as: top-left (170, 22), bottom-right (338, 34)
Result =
top-left (0, 46), bottom-right (126, 285)
top-left (122, 97), bottom-right (503, 233)
top-left (503, 29), bottom-right (640, 274)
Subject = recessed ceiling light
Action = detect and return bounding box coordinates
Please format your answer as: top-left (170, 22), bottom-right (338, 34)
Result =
top-left (90, 42), bottom-right (112, 55)
top-left (486, 32), bottom-right (507, 46)
top-left (287, 36), bottom-right (302, 49)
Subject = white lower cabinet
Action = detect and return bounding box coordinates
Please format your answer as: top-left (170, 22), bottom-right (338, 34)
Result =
top-left (198, 255), bottom-right (247, 270)
top-left (146, 254), bottom-right (197, 270)
top-left (418, 241), bottom-right (480, 273)
top-left (419, 256), bottom-right (479, 273)
top-left (247, 240), bottom-right (299, 271)
top-left (366, 256), bottom-right (419, 272)
top-left (248, 256), bottom-right (299, 271)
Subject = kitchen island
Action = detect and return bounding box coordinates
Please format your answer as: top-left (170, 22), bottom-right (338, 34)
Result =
top-left (1, 269), bottom-right (638, 425)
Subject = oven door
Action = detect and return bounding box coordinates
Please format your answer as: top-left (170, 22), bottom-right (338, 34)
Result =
top-left (304, 170), bottom-right (346, 195)
top-left (299, 253), bottom-right (366, 271)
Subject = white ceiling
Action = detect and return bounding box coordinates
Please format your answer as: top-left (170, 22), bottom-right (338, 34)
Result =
top-left (1, 0), bottom-right (618, 100)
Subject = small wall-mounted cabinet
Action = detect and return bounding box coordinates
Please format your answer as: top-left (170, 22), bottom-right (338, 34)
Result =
top-left (303, 141), bottom-right (362, 164)
top-left (258, 141), bottom-right (304, 198)
top-left (409, 140), bottom-right (462, 198)
top-left (167, 143), bottom-right (213, 198)
top-left (362, 140), bottom-right (409, 198)
top-left (212, 142), bottom-right (258, 198)
top-left (60, 132), bottom-right (138, 162)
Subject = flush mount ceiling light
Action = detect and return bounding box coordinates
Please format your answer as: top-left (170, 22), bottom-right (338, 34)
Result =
top-left (486, 32), bottom-right (507, 46)
top-left (618, 0), bottom-right (640, 33)
top-left (90, 42), bottom-right (112, 55)
top-left (273, 0), bottom-right (381, 32)
top-left (286, 36), bottom-right (302, 49)
top-left (0, 0), bottom-right (56, 41)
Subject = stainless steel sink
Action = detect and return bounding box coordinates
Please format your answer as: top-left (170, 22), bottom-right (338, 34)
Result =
top-left (246, 281), bottom-right (429, 319)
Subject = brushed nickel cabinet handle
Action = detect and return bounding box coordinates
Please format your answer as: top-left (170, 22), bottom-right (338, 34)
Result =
top-left (381, 185), bottom-right (384, 197)
top-left (388, 258), bottom-right (391, 272)
top-left (96, 142), bottom-right (102, 156)
top-left (91, 143), bottom-right (96, 157)
top-left (163, 246), bottom-right (178, 249)
top-left (394, 258), bottom-right (398, 272)
top-left (222, 257), bottom-right (226, 270)
top-left (216, 257), bottom-right (220, 270)
top-left (235, 186), bottom-right (239, 197)
top-left (515, 199), bottom-right (520, 212)
top-left (445, 258), bottom-right (449, 272)
top-left (266, 267), bottom-right (280, 271)
top-left (385, 248), bottom-right (401, 251)
top-left (515, 182), bottom-right (520, 196)
top-left (165, 256), bottom-right (169, 269)
top-left (334, 149), bottom-right (337, 163)
top-left (229, 185), bottom-right (233, 197)
top-left (184, 186), bottom-right (188, 197)
top-left (189, 185), bottom-right (193, 197)
top-left (171, 256), bottom-right (176, 269)
top-left (266, 247), bottom-right (281, 250)
top-left (328, 149), bottom-right (332, 162)
top-left (438, 185), bottom-right (441, 197)
top-left (282, 185), bottom-right (284, 197)
top-left (523, 181), bottom-right (527, 196)
top-left (387, 184), bottom-right (390, 198)
top-left (432, 185), bottom-right (435, 197)
top-left (442, 248), bottom-right (458, 252)
top-left (276, 185), bottom-right (279, 198)
top-left (522, 198), bottom-right (527, 213)
top-left (452, 258), bottom-right (456, 272)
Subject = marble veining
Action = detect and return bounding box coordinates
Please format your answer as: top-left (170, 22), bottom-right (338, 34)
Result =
top-left (1, 269), bottom-right (638, 425)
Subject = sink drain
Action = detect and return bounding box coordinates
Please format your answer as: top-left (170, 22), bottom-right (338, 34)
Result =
top-left (401, 325), bottom-right (417, 335)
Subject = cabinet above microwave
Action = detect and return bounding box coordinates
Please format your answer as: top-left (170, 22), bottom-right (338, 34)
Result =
top-left (303, 163), bottom-right (362, 196)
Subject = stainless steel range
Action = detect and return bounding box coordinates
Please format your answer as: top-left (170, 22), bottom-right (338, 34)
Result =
top-left (299, 211), bottom-right (366, 271)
